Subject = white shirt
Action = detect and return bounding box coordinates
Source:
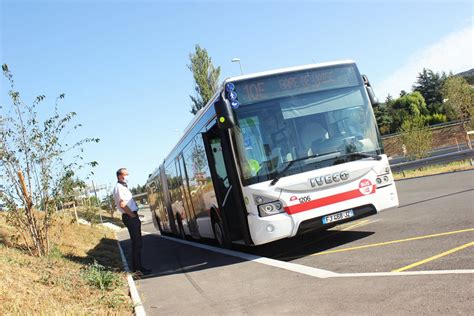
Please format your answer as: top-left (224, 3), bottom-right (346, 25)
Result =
top-left (113, 182), bottom-right (139, 213)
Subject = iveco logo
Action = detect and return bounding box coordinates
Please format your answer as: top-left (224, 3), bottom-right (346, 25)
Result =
top-left (310, 171), bottom-right (350, 187)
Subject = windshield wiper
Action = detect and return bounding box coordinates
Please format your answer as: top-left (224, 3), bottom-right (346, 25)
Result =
top-left (269, 151), bottom-right (381, 186)
top-left (339, 152), bottom-right (382, 161)
top-left (270, 151), bottom-right (340, 186)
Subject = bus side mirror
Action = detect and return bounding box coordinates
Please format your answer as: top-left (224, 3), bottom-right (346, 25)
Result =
top-left (362, 74), bottom-right (380, 107)
top-left (214, 97), bottom-right (236, 129)
top-left (366, 86), bottom-right (380, 107)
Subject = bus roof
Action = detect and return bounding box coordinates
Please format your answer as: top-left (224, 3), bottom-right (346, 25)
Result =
top-left (224, 59), bottom-right (355, 84)
top-left (147, 59), bottom-right (357, 181)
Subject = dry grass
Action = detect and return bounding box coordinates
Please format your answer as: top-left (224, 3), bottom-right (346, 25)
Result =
top-left (0, 212), bottom-right (132, 315)
top-left (70, 206), bottom-right (125, 229)
top-left (394, 160), bottom-right (474, 180)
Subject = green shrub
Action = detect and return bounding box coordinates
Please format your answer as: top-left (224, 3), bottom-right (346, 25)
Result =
top-left (427, 113), bottom-right (447, 125)
top-left (48, 245), bottom-right (63, 260)
top-left (82, 207), bottom-right (100, 226)
top-left (81, 261), bottom-right (122, 291)
top-left (400, 115), bottom-right (433, 160)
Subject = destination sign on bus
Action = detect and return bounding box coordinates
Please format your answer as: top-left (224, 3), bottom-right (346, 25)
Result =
top-left (233, 64), bottom-right (360, 105)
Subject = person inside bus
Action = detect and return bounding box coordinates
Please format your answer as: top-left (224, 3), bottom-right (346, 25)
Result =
top-left (300, 118), bottom-right (329, 156)
top-left (262, 113), bottom-right (295, 165)
top-left (113, 168), bottom-right (152, 278)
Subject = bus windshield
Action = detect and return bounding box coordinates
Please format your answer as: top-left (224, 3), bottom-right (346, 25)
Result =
top-left (231, 64), bottom-right (383, 186)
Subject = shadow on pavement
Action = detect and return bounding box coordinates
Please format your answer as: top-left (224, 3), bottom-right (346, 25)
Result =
top-left (120, 234), bottom-right (246, 280)
top-left (118, 226), bottom-right (375, 280)
top-left (237, 229), bottom-right (374, 261)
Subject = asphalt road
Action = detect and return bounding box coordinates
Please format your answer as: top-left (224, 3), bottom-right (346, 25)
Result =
top-left (118, 170), bottom-right (474, 315)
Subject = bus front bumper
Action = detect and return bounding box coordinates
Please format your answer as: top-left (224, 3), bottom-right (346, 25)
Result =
top-left (246, 184), bottom-right (398, 246)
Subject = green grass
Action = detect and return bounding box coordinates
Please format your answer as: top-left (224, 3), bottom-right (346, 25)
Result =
top-left (81, 261), bottom-right (124, 291)
top-left (394, 160), bottom-right (474, 180)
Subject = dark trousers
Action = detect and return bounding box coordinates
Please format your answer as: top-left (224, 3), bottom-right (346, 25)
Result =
top-left (122, 213), bottom-right (142, 272)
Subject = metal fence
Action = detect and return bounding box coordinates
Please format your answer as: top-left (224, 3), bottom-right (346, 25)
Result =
top-left (390, 149), bottom-right (474, 173)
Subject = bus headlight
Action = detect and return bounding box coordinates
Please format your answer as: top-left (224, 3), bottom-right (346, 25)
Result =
top-left (258, 201), bottom-right (284, 217)
top-left (376, 165), bottom-right (393, 188)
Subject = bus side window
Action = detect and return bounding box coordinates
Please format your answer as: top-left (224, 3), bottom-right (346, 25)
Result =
top-left (211, 140), bottom-right (230, 189)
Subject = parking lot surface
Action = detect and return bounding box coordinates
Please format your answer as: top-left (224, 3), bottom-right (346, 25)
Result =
top-left (118, 170), bottom-right (474, 314)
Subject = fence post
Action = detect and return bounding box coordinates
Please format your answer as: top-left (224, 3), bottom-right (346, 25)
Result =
top-left (73, 203), bottom-right (79, 225)
top-left (466, 131), bottom-right (473, 166)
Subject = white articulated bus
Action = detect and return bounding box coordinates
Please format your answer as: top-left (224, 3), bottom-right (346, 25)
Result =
top-left (146, 60), bottom-right (399, 247)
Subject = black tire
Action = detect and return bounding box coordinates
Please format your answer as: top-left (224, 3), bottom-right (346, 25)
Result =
top-left (211, 212), bottom-right (231, 248)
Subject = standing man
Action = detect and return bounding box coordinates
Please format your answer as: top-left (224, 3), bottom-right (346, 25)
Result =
top-left (113, 168), bottom-right (151, 277)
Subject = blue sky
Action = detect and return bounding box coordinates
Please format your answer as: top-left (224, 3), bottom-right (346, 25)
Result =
top-left (1, 0), bottom-right (473, 192)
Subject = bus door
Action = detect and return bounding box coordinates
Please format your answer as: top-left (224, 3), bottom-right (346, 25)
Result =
top-left (177, 154), bottom-right (200, 238)
top-left (203, 124), bottom-right (252, 245)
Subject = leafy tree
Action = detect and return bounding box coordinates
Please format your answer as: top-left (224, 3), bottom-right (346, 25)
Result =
top-left (412, 68), bottom-right (448, 116)
top-left (389, 91), bottom-right (429, 133)
top-left (442, 76), bottom-right (474, 148)
top-left (188, 44), bottom-right (221, 115)
top-left (58, 174), bottom-right (86, 204)
top-left (399, 115), bottom-right (433, 160)
top-left (457, 69), bottom-right (474, 85)
top-left (425, 113), bottom-right (447, 125)
top-left (88, 195), bottom-right (100, 207)
top-left (373, 103), bottom-right (392, 135)
top-left (0, 64), bottom-right (99, 256)
top-left (82, 206), bottom-right (100, 227)
top-left (101, 193), bottom-right (116, 218)
top-left (130, 184), bottom-right (146, 195)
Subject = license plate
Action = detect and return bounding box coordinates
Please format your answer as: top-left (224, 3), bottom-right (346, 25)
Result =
top-left (322, 209), bottom-right (354, 224)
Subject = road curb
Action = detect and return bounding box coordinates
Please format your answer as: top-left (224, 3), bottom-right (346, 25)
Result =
top-left (116, 236), bottom-right (146, 316)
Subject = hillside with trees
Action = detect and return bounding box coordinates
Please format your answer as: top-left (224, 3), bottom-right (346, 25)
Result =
top-left (375, 67), bottom-right (474, 136)
top-left (456, 69), bottom-right (474, 85)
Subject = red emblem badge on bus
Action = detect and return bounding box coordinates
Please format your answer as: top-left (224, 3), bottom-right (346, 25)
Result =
top-left (290, 196), bottom-right (298, 201)
top-left (359, 179), bottom-right (375, 195)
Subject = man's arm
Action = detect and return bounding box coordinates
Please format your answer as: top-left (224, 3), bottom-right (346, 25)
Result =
top-left (119, 200), bottom-right (137, 217)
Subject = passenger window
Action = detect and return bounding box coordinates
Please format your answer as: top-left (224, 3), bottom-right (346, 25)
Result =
top-left (210, 138), bottom-right (230, 189)
top-left (239, 116), bottom-right (265, 176)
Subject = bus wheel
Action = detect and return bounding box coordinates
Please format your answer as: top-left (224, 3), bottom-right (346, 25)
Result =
top-left (213, 219), bottom-right (224, 245)
top-left (212, 214), bottom-right (230, 248)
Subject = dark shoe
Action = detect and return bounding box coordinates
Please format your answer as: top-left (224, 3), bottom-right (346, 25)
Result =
top-left (139, 267), bottom-right (152, 275)
top-left (132, 271), bottom-right (143, 280)
top-left (131, 267), bottom-right (152, 279)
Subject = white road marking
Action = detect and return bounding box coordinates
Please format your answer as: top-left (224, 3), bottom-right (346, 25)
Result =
top-left (143, 231), bottom-right (474, 279)
top-left (335, 270), bottom-right (474, 278)
top-left (145, 231), bottom-right (336, 278)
